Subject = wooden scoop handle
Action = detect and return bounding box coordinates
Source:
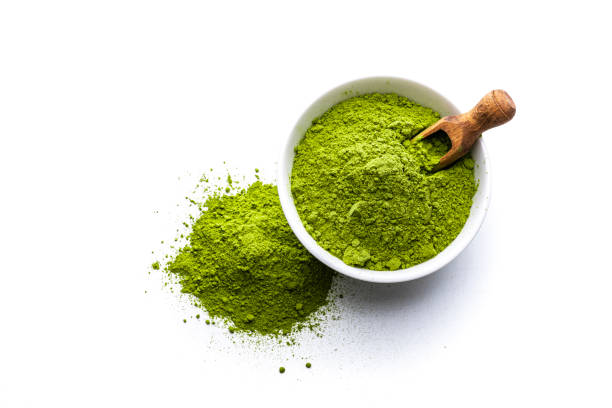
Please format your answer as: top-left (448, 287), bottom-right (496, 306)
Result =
top-left (414, 90), bottom-right (516, 171)
top-left (462, 89), bottom-right (516, 134)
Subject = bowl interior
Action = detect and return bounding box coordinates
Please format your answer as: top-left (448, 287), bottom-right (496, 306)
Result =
top-left (278, 77), bottom-right (490, 283)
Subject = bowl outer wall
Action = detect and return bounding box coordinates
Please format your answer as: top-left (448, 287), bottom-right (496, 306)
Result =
top-left (278, 77), bottom-right (490, 283)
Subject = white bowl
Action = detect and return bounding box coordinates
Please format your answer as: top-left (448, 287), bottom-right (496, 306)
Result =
top-left (278, 77), bottom-right (490, 283)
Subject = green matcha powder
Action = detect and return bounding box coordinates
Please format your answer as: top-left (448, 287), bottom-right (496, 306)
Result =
top-left (160, 93), bottom-right (476, 339)
top-left (167, 182), bottom-right (334, 335)
top-left (291, 93), bottom-right (477, 270)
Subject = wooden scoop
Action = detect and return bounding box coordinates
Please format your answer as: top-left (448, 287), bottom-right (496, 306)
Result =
top-left (413, 90), bottom-right (516, 171)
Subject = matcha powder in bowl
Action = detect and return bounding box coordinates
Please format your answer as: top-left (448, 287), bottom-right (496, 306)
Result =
top-left (279, 77), bottom-right (489, 282)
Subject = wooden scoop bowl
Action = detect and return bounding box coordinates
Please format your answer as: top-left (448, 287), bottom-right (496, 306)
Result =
top-left (413, 90), bottom-right (516, 171)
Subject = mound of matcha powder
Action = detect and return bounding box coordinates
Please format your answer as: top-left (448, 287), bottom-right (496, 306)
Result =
top-left (291, 93), bottom-right (477, 270)
top-left (167, 181), bottom-right (334, 335)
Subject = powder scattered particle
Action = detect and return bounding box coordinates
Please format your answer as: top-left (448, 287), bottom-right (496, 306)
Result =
top-left (291, 93), bottom-right (476, 270)
top-left (279, 367), bottom-right (285, 374)
top-left (306, 362), bottom-right (312, 368)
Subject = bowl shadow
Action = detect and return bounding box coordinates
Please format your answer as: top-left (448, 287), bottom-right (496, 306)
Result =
top-left (325, 227), bottom-right (491, 353)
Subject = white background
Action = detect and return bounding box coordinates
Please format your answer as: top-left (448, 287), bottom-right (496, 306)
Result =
top-left (1, 1), bottom-right (611, 407)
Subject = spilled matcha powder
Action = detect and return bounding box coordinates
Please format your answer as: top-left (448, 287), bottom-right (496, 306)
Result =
top-left (167, 181), bottom-right (334, 335)
top-left (291, 93), bottom-right (477, 270)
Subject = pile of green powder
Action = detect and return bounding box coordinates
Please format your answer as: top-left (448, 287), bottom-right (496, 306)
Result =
top-left (167, 181), bottom-right (334, 335)
top-left (291, 93), bottom-right (477, 270)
